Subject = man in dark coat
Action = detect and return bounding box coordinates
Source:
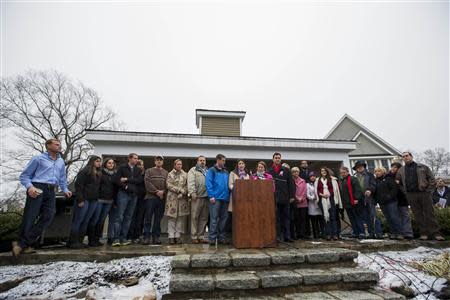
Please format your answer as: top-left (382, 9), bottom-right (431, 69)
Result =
top-left (268, 152), bottom-right (296, 242)
top-left (353, 160), bottom-right (383, 238)
top-left (396, 152), bottom-right (444, 241)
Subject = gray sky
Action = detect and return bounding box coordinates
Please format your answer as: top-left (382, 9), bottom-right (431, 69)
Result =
top-left (2, 0), bottom-right (449, 152)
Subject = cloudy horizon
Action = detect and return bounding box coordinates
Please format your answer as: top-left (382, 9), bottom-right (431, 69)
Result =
top-left (2, 0), bottom-right (449, 152)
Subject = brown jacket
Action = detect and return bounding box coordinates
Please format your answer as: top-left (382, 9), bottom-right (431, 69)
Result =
top-left (144, 167), bottom-right (168, 199)
top-left (165, 169), bottom-right (190, 218)
top-left (396, 162), bottom-right (435, 194)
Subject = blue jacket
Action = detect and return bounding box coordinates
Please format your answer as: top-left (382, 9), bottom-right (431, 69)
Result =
top-left (206, 165), bottom-right (230, 201)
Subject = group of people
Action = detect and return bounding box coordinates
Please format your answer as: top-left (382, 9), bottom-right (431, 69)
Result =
top-left (12, 138), bottom-right (447, 257)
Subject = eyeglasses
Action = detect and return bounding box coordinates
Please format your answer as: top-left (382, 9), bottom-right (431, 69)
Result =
top-left (402, 155), bottom-right (410, 158)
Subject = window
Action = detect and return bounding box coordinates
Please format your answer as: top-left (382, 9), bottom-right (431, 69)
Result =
top-left (381, 159), bottom-right (389, 170)
top-left (367, 160), bottom-right (375, 173)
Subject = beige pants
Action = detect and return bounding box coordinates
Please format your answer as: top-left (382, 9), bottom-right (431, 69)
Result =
top-left (167, 216), bottom-right (186, 238)
top-left (190, 197), bottom-right (209, 240)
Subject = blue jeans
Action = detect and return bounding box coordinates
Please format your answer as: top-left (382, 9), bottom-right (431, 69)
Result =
top-left (359, 198), bottom-right (383, 236)
top-left (19, 183), bottom-right (56, 248)
top-left (209, 200), bottom-right (229, 242)
top-left (346, 206), bottom-right (365, 237)
top-left (398, 206), bottom-right (414, 238)
top-left (71, 200), bottom-right (98, 237)
top-left (319, 197), bottom-right (338, 237)
top-left (129, 198), bottom-right (147, 239)
top-left (91, 202), bottom-right (112, 239)
top-left (276, 203), bottom-right (291, 240)
top-left (112, 191), bottom-right (137, 242)
top-left (380, 201), bottom-right (401, 235)
top-left (143, 197), bottom-right (165, 238)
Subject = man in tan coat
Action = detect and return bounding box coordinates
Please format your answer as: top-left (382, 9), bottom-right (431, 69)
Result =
top-left (187, 155), bottom-right (209, 244)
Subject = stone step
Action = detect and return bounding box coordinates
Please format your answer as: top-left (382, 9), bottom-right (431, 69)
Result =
top-left (184, 289), bottom-right (405, 299)
top-left (170, 248), bottom-right (358, 270)
top-left (167, 267), bottom-right (379, 294)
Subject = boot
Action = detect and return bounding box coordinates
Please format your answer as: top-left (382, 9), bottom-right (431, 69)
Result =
top-left (78, 231), bottom-right (88, 248)
top-left (95, 224), bottom-right (104, 244)
top-left (88, 227), bottom-right (101, 247)
top-left (68, 232), bottom-right (84, 249)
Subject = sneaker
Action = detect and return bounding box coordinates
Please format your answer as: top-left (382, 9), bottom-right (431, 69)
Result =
top-left (11, 241), bottom-right (22, 258)
top-left (111, 240), bottom-right (121, 247)
top-left (192, 239), bottom-right (199, 244)
top-left (120, 240), bottom-right (132, 246)
top-left (434, 235), bottom-right (445, 241)
top-left (209, 240), bottom-right (216, 246)
top-left (22, 247), bottom-right (36, 254)
top-left (419, 235), bottom-right (429, 241)
top-left (141, 238), bottom-right (151, 245)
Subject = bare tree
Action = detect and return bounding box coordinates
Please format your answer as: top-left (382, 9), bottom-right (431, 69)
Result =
top-left (416, 148), bottom-right (450, 177)
top-left (0, 71), bottom-right (123, 208)
top-left (1, 70), bottom-right (121, 176)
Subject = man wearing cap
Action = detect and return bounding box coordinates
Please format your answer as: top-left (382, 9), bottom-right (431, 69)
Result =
top-left (353, 160), bottom-right (383, 238)
top-left (142, 155), bottom-right (169, 245)
top-left (396, 152), bottom-right (444, 241)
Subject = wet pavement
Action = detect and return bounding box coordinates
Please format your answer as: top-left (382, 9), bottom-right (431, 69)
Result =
top-left (0, 237), bottom-right (448, 266)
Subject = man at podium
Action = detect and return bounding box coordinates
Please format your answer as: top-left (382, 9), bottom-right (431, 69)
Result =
top-left (268, 152), bottom-right (296, 243)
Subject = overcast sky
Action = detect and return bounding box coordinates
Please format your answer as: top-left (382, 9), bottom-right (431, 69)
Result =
top-left (2, 0), bottom-right (449, 152)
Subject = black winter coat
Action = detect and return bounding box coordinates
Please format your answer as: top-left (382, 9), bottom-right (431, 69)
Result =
top-left (136, 173), bottom-right (146, 200)
top-left (75, 169), bottom-right (101, 203)
top-left (385, 172), bottom-right (409, 207)
top-left (268, 166), bottom-right (295, 205)
top-left (374, 175), bottom-right (398, 205)
top-left (113, 163), bottom-right (144, 195)
top-left (99, 169), bottom-right (117, 201)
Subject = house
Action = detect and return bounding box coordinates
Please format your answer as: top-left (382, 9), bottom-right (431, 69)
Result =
top-left (324, 114), bottom-right (402, 172)
top-left (86, 109), bottom-right (400, 174)
top-left (86, 109), bottom-right (358, 173)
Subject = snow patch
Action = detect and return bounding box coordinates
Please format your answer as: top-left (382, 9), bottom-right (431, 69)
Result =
top-left (0, 256), bottom-right (172, 300)
top-left (357, 246), bottom-right (450, 300)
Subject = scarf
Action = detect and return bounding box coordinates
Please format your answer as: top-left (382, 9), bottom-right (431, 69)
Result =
top-left (346, 175), bottom-right (356, 207)
top-left (103, 168), bottom-right (115, 175)
top-left (317, 177), bottom-right (334, 197)
top-left (195, 164), bottom-right (207, 176)
top-left (272, 164), bottom-right (282, 174)
top-left (256, 172), bottom-right (266, 180)
top-left (238, 169), bottom-right (247, 179)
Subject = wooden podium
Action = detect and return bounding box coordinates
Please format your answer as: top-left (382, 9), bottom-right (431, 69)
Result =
top-left (232, 179), bottom-right (277, 249)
